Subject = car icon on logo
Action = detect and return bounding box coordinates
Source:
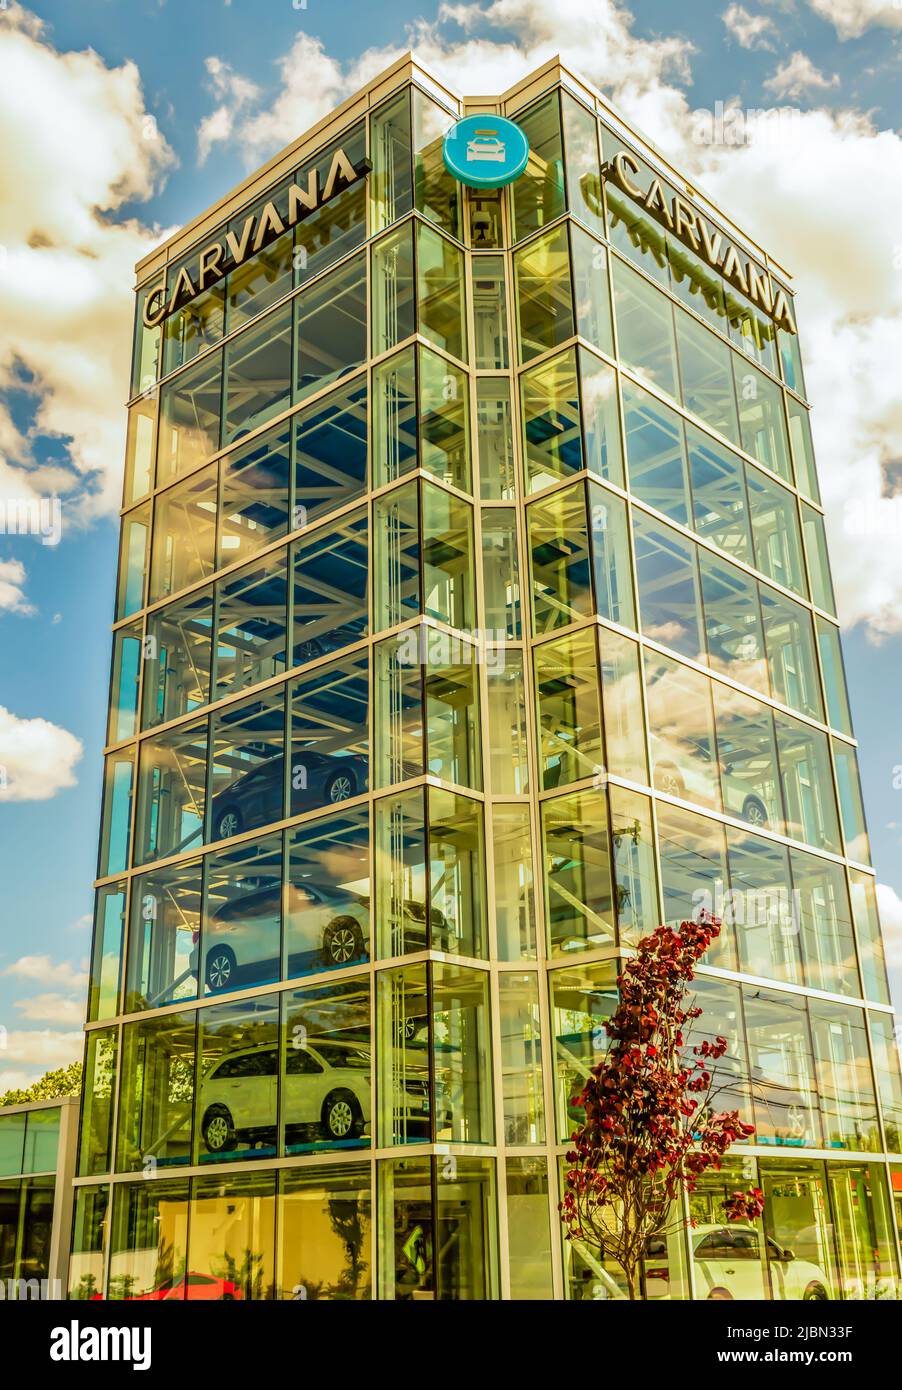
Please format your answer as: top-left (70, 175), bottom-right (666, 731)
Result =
top-left (466, 131), bottom-right (506, 163)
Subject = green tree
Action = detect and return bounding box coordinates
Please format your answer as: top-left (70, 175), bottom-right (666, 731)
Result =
top-left (0, 1060), bottom-right (82, 1108)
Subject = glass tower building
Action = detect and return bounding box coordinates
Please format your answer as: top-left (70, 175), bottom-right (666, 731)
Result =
top-left (72, 55), bottom-right (902, 1302)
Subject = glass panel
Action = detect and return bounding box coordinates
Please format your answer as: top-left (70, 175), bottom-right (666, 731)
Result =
top-left (117, 1011), bottom-right (195, 1171)
top-left (791, 848), bottom-right (858, 997)
top-left (726, 828), bottom-right (801, 985)
top-left (869, 1013), bottom-right (902, 1151)
top-left (432, 964), bottom-right (493, 1143)
top-left (688, 977), bottom-right (750, 1128)
top-left (802, 504), bottom-right (836, 614)
top-left (143, 588), bottom-right (212, 729)
top-left (209, 690), bottom-right (284, 845)
top-left (493, 804), bottom-right (536, 962)
top-left (541, 787), bottom-right (615, 955)
top-left (613, 258), bottom-right (678, 400)
top-left (98, 750), bottom-right (134, 876)
top-left (482, 509), bottom-right (520, 640)
top-left (419, 347), bottom-right (471, 492)
top-left (746, 466), bottom-right (806, 596)
top-left (744, 988), bottom-right (821, 1148)
top-left (295, 253), bottom-right (367, 404)
top-left (580, 347), bottom-right (623, 486)
top-left (68, 1187), bottom-right (109, 1300)
top-left (810, 1002), bottom-right (879, 1152)
top-left (132, 284), bottom-right (162, 397)
top-left (634, 511), bottom-right (705, 662)
top-left (88, 882), bottom-right (125, 1022)
top-left (511, 92), bottom-right (565, 240)
top-left (286, 804), bottom-right (370, 975)
top-left (135, 717), bottom-right (206, 864)
top-left (293, 121), bottom-right (367, 285)
top-left (226, 223), bottom-right (293, 336)
top-left (377, 1156), bottom-right (433, 1298)
top-left (476, 378), bottom-right (515, 500)
top-left (195, 996), bottom-right (279, 1162)
top-left (774, 711), bottom-right (841, 853)
top-left (412, 88), bottom-right (461, 240)
top-left (150, 463), bottom-right (218, 603)
top-left (374, 790), bottom-right (428, 957)
top-left (520, 347), bottom-right (583, 491)
top-left (499, 973), bottom-right (545, 1144)
top-left (417, 221), bottom-right (466, 363)
top-left (373, 636), bottom-right (423, 787)
top-left (421, 480), bottom-right (475, 629)
top-left (214, 552), bottom-right (287, 701)
top-left (549, 962), bottom-right (617, 1139)
top-left (218, 421), bottom-right (290, 568)
top-left (760, 585), bottom-right (822, 720)
top-left (472, 255), bottom-right (508, 370)
top-left (0, 1114), bottom-right (25, 1178)
top-left (108, 621), bottom-right (142, 744)
top-left (371, 89), bottom-right (413, 233)
top-left (623, 379), bottom-right (690, 526)
top-left (116, 502), bottom-right (150, 620)
top-left (514, 224), bottom-right (574, 363)
top-left (817, 619), bottom-right (853, 736)
top-left (157, 349), bottom-right (221, 486)
top-left (787, 394), bottom-right (820, 503)
top-left (676, 309), bottom-right (739, 445)
top-left (850, 870), bottom-right (890, 1005)
top-left (734, 357), bottom-right (791, 481)
top-left (377, 964), bottom-right (431, 1145)
top-left (687, 424), bottom-right (753, 564)
top-left (688, 1157), bottom-right (767, 1302)
top-left (372, 346), bottom-right (417, 490)
top-left (645, 651), bottom-right (720, 811)
top-left (699, 550), bottom-right (768, 694)
top-left (506, 1158), bottom-right (553, 1299)
top-left (562, 94), bottom-right (603, 235)
top-left (278, 1162), bottom-right (372, 1298)
top-left (428, 788), bottom-right (487, 958)
top-left (657, 802), bottom-right (730, 954)
top-left (109, 1180), bottom-right (189, 1301)
top-left (294, 378), bottom-right (368, 526)
top-left (282, 978), bottom-right (371, 1154)
top-left (776, 287), bottom-right (805, 396)
top-left (571, 225), bottom-right (612, 352)
top-left (827, 1161), bottom-right (899, 1299)
top-left (202, 835), bottom-right (282, 996)
top-left (162, 272), bottom-right (224, 376)
top-left (833, 739), bottom-right (871, 865)
top-left (373, 480), bottom-right (419, 632)
top-left (486, 649), bottom-right (529, 793)
top-left (527, 483), bottom-right (593, 633)
top-left (535, 626), bottom-right (604, 792)
top-left (187, 1171), bottom-right (275, 1299)
top-left (288, 652), bottom-right (368, 817)
top-left (600, 628), bottom-right (647, 783)
top-left (124, 395), bottom-right (155, 506)
top-left (589, 483), bottom-right (635, 628)
top-left (292, 509), bottom-right (368, 665)
top-left (78, 1028), bottom-right (117, 1176)
top-left (126, 859), bottom-right (202, 1010)
top-left (712, 684), bottom-right (783, 834)
top-left (371, 221), bottom-right (415, 358)
top-left (609, 786), bottom-right (658, 947)
top-left (425, 640), bottom-right (481, 789)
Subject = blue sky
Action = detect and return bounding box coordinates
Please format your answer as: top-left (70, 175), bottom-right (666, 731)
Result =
top-left (1, 0), bottom-right (901, 1087)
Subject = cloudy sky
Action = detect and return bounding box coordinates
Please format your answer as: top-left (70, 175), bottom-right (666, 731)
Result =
top-left (1, 0), bottom-right (901, 1089)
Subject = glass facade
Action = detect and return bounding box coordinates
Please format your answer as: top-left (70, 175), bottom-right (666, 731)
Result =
top-left (77, 63), bottom-right (902, 1300)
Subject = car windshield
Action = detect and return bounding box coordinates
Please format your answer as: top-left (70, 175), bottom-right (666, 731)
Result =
top-left (315, 1042), bottom-right (371, 1069)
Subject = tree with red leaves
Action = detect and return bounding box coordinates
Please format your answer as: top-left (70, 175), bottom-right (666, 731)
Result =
top-left (559, 914), bottom-right (764, 1300)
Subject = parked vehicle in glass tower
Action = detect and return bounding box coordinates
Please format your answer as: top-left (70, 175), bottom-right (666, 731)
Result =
top-left (210, 750), bottom-right (368, 842)
top-left (651, 733), bottom-right (772, 828)
top-left (673, 1224), bottom-right (831, 1300)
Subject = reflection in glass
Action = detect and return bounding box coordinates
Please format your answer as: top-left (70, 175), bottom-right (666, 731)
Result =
top-left (209, 688), bottom-right (285, 842)
top-left (135, 718), bottom-right (206, 863)
top-left (286, 804), bottom-right (370, 974)
top-left (143, 587), bottom-right (213, 728)
top-left (202, 835), bottom-right (282, 996)
top-left (493, 804), bottom-right (536, 961)
top-left (549, 962), bottom-right (617, 1139)
top-left (195, 996), bottom-right (279, 1162)
top-left (499, 973), bottom-right (545, 1144)
top-left (117, 1011), bottom-right (196, 1171)
top-left (127, 859), bottom-right (202, 1010)
top-left (542, 788), bottom-right (615, 955)
top-left (187, 1172), bottom-right (275, 1299)
top-left (282, 978), bottom-right (371, 1153)
top-left (278, 1163), bottom-right (372, 1298)
top-left (288, 651), bottom-right (369, 817)
top-left (214, 551), bottom-right (287, 701)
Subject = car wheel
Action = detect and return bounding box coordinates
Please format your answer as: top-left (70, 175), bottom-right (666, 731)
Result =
top-left (803, 1281), bottom-right (829, 1301)
top-left (707, 1288), bottom-right (733, 1300)
top-left (202, 1106), bottom-right (235, 1154)
top-left (657, 764), bottom-right (685, 799)
top-left (205, 945), bottom-right (237, 993)
top-left (215, 806), bottom-right (243, 840)
top-left (742, 795), bottom-right (769, 828)
top-left (325, 769), bottom-right (356, 804)
top-left (322, 1089), bottom-right (364, 1141)
top-left (322, 917), bottom-right (364, 967)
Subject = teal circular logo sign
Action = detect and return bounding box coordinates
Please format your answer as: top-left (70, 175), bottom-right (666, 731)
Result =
top-left (442, 115), bottom-right (530, 189)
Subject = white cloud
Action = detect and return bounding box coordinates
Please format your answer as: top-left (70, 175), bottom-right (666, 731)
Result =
top-left (2, 955), bottom-right (89, 989)
top-left (0, 557), bottom-right (33, 615)
top-left (14, 993), bottom-right (86, 1025)
top-left (876, 882), bottom-right (902, 972)
top-left (763, 50), bottom-right (841, 98)
top-left (0, 707), bottom-right (82, 801)
top-left (0, 3), bottom-right (176, 521)
top-left (197, 55), bottom-right (260, 165)
top-left (805, 0), bottom-right (902, 39)
top-left (722, 3), bottom-right (779, 48)
top-left (0, 1028), bottom-right (83, 1091)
